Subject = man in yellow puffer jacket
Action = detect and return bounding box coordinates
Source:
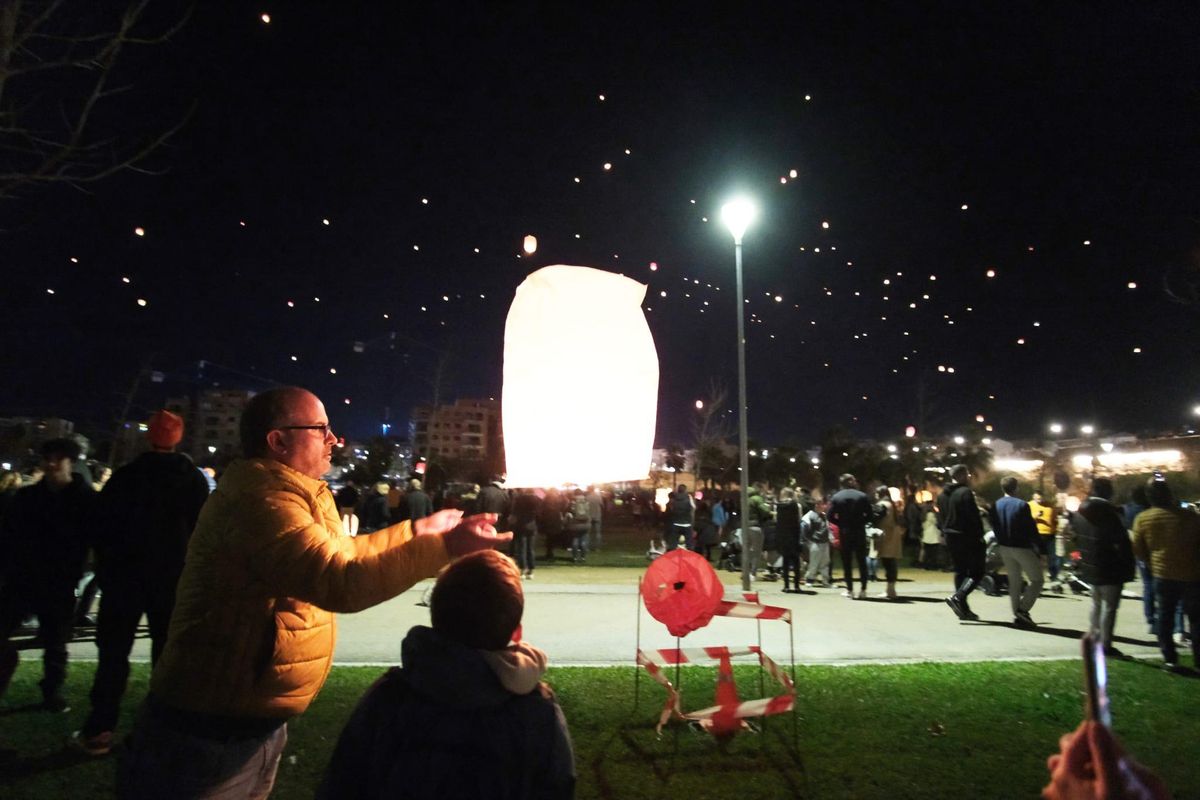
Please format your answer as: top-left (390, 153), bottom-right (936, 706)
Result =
top-left (117, 387), bottom-right (510, 798)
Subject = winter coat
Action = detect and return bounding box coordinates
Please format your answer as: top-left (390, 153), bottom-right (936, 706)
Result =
top-left (0, 474), bottom-right (94, 591)
top-left (94, 451), bottom-right (210, 587)
top-left (150, 458), bottom-right (449, 720)
top-left (921, 510), bottom-right (941, 545)
top-left (1131, 507), bottom-right (1200, 582)
top-left (317, 626), bottom-right (575, 800)
top-left (991, 495), bottom-right (1039, 549)
top-left (1071, 497), bottom-right (1136, 585)
top-left (801, 510), bottom-right (829, 544)
top-left (937, 483), bottom-right (984, 539)
top-left (668, 490), bottom-right (695, 526)
top-left (476, 484), bottom-right (510, 516)
top-left (407, 489), bottom-right (434, 521)
top-left (509, 492), bottom-right (540, 536)
top-left (775, 500), bottom-right (802, 557)
top-left (359, 493), bottom-right (392, 533)
top-left (873, 500), bottom-right (905, 559)
top-left (828, 488), bottom-right (872, 542)
top-left (747, 489), bottom-right (774, 527)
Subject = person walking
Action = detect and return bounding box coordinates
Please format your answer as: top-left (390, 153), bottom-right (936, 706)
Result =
top-left (941, 465), bottom-right (987, 621)
top-left (1071, 477), bottom-right (1137, 657)
top-left (74, 411), bottom-right (211, 755)
top-left (828, 474), bottom-right (872, 599)
top-left (990, 476), bottom-right (1045, 628)
top-left (1131, 477), bottom-right (1200, 672)
top-left (0, 439), bottom-right (95, 713)
top-left (872, 487), bottom-right (905, 600)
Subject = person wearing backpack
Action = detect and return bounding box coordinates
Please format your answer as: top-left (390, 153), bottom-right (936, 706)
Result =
top-left (566, 491), bottom-right (591, 563)
top-left (666, 485), bottom-right (695, 551)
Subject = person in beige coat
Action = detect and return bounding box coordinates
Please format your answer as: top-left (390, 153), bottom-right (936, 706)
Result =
top-left (873, 487), bottom-right (906, 600)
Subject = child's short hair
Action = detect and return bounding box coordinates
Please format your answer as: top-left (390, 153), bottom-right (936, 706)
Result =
top-left (430, 550), bottom-right (523, 650)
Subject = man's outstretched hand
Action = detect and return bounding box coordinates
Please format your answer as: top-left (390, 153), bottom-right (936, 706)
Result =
top-left (1043, 721), bottom-right (1170, 800)
top-left (415, 511), bottom-right (511, 558)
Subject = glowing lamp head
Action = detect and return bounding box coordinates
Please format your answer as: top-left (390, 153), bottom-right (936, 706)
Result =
top-left (720, 197), bottom-right (757, 244)
top-left (523, 235), bottom-right (538, 255)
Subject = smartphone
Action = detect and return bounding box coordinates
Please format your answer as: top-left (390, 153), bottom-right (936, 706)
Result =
top-left (1081, 634), bottom-right (1111, 727)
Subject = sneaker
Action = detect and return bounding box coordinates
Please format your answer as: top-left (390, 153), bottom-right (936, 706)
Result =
top-left (855, 589), bottom-right (867, 600)
top-left (946, 595), bottom-right (967, 620)
top-left (525, 572), bottom-right (533, 580)
top-left (41, 694), bottom-right (70, 713)
top-left (1163, 661), bottom-right (1180, 673)
top-left (842, 590), bottom-right (854, 598)
top-left (1015, 610), bottom-right (1036, 628)
top-left (71, 730), bottom-right (113, 756)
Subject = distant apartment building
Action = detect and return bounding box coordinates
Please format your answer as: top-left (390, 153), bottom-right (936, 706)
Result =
top-left (190, 389), bottom-right (255, 462)
top-left (0, 416), bottom-right (83, 469)
top-left (410, 398), bottom-right (502, 468)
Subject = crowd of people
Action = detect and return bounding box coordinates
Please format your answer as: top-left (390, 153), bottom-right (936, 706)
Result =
top-left (0, 392), bottom-right (1193, 799)
top-left (635, 468), bottom-right (1197, 668)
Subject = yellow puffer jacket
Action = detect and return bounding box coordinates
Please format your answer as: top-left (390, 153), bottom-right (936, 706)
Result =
top-left (151, 458), bottom-right (449, 720)
top-left (1132, 506), bottom-right (1200, 582)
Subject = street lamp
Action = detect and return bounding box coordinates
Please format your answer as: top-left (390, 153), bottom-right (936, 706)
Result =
top-left (1049, 422), bottom-right (1063, 435)
top-left (721, 196), bottom-right (757, 591)
top-left (1080, 424), bottom-right (1095, 436)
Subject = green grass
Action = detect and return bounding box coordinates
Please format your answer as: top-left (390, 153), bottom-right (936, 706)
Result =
top-left (2, 659), bottom-right (1198, 799)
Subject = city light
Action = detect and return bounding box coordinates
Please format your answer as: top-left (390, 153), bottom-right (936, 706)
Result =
top-left (1049, 423), bottom-right (1063, 434)
top-left (1080, 424), bottom-right (1095, 435)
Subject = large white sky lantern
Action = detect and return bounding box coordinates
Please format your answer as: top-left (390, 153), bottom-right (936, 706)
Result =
top-left (503, 265), bottom-right (659, 487)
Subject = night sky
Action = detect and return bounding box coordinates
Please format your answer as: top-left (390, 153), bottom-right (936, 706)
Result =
top-left (4, 2), bottom-right (1200, 450)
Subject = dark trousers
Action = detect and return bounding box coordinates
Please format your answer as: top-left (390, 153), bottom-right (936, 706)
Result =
top-left (1154, 578), bottom-right (1199, 665)
top-left (881, 557), bottom-right (898, 582)
top-left (513, 532), bottom-right (535, 574)
top-left (946, 533), bottom-right (986, 597)
top-left (781, 553), bottom-right (801, 588)
top-left (841, 535), bottom-right (868, 591)
top-left (118, 699), bottom-right (287, 799)
top-left (82, 578), bottom-right (176, 736)
top-left (0, 583), bottom-right (75, 699)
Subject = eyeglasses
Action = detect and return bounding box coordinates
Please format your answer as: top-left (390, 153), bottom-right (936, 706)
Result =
top-left (277, 423), bottom-right (334, 437)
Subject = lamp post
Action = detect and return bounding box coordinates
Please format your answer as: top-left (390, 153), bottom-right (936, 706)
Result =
top-left (721, 197), bottom-right (757, 591)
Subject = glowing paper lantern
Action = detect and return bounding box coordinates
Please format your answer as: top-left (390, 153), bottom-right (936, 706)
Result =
top-left (502, 265), bottom-right (658, 487)
top-left (523, 235), bottom-right (538, 255)
top-left (640, 549), bottom-right (725, 637)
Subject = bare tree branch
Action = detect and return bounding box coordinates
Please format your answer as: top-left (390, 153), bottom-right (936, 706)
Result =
top-left (0, 0), bottom-right (192, 203)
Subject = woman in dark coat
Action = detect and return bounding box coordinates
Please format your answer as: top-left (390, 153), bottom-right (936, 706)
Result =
top-left (776, 488), bottom-right (803, 592)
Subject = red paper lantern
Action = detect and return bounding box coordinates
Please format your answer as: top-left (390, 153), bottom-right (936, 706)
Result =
top-left (640, 549), bottom-right (724, 637)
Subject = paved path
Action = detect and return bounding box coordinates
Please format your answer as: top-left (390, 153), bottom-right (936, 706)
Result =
top-left (63, 568), bottom-right (1162, 667)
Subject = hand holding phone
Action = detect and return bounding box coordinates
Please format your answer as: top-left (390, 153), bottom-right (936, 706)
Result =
top-left (1081, 634), bottom-right (1111, 727)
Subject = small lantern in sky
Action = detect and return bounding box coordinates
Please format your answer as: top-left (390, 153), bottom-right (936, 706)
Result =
top-left (502, 265), bottom-right (659, 487)
top-left (523, 235), bottom-right (538, 255)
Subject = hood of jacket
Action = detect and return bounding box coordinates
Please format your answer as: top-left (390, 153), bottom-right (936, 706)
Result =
top-left (402, 626), bottom-right (548, 710)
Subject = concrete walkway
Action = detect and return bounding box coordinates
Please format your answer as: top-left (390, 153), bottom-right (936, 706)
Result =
top-left (63, 568), bottom-right (1163, 668)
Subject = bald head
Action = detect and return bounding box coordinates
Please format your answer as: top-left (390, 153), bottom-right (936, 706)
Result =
top-left (240, 387), bottom-right (314, 458)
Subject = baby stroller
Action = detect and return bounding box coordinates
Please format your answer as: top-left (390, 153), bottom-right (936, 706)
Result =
top-left (718, 528), bottom-right (743, 572)
top-left (979, 537), bottom-right (1010, 597)
top-left (1050, 550), bottom-right (1091, 596)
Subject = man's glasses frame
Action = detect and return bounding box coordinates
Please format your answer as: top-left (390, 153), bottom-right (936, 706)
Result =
top-left (277, 424), bottom-right (334, 437)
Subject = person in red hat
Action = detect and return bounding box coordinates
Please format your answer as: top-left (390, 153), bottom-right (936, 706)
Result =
top-left (73, 410), bottom-right (211, 755)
